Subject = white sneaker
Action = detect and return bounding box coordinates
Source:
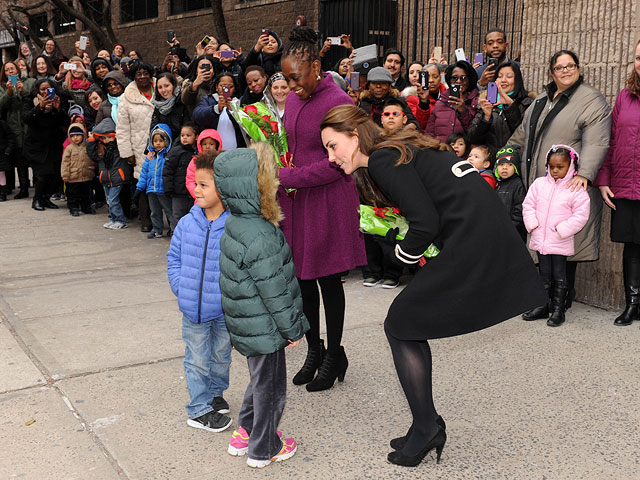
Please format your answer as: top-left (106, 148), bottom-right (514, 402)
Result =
top-left (103, 220), bottom-right (115, 228)
top-left (107, 222), bottom-right (128, 230)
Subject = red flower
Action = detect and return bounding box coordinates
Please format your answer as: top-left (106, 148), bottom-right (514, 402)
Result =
top-left (373, 207), bottom-right (387, 218)
top-left (261, 115), bottom-right (271, 124)
top-left (244, 105), bottom-right (258, 115)
top-left (260, 127), bottom-right (269, 138)
top-left (392, 207), bottom-right (401, 215)
top-left (270, 121), bottom-right (279, 133)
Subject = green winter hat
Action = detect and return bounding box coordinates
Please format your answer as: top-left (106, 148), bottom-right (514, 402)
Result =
top-left (494, 145), bottom-right (520, 179)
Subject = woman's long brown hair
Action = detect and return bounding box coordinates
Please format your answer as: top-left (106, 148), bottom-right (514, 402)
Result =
top-left (320, 105), bottom-right (448, 206)
top-left (627, 40), bottom-right (640, 95)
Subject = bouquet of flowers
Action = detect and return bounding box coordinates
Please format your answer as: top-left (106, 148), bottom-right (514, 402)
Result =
top-left (228, 99), bottom-right (295, 194)
top-left (359, 205), bottom-right (440, 260)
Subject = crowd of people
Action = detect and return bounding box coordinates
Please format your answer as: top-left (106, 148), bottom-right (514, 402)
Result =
top-left (1, 23), bottom-right (640, 469)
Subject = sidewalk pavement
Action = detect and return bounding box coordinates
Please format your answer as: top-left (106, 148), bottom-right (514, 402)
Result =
top-left (1, 196), bottom-right (639, 480)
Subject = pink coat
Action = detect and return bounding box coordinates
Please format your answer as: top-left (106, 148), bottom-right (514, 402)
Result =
top-left (185, 129), bottom-right (223, 199)
top-left (522, 161), bottom-right (590, 256)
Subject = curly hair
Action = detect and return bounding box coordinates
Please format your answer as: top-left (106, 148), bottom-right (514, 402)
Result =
top-left (282, 26), bottom-right (319, 64)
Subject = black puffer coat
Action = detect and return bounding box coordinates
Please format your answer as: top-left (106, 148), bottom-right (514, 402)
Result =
top-left (162, 142), bottom-right (197, 197)
top-left (467, 95), bottom-right (533, 150)
top-left (495, 174), bottom-right (527, 241)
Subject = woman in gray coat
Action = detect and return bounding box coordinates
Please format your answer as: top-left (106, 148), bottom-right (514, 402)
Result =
top-left (509, 50), bottom-right (611, 312)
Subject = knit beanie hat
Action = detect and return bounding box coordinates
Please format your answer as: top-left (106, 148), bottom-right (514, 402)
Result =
top-left (494, 145), bottom-right (520, 178)
top-left (69, 125), bottom-right (84, 136)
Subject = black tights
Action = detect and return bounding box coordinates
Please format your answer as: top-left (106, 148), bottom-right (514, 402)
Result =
top-left (385, 324), bottom-right (438, 456)
top-left (623, 242), bottom-right (640, 262)
top-left (298, 274), bottom-right (345, 353)
top-left (538, 254), bottom-right (568, 283)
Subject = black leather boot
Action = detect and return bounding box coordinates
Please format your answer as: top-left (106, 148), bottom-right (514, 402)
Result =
top-left (0, 185), bottom-right (6, 202)
top-left (42, 197), bottom-right (59, 209)
top-left (292, 340), bottom-right (325, 385)
top-left (547, 280), bottom-right (568, 327)
top-left (522, 281), bottom-right (552, 320)
top-left (614, 256), bottom-right (640, 326)
top-left (32, 197), bottom-right (45, 211)
top-left (306, 346), bottom-right (348, 392)
top-left (15, 167), bottom-right (30, 199)
top-left (14, 188), bottom-right (29, 199)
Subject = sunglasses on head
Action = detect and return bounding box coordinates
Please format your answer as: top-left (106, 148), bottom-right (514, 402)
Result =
top-left (382, 111), bottom-right (404, 117)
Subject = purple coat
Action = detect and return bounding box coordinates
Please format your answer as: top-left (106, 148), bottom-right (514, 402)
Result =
top-left (424, 88), bottom-right (478, 142)
top-left (279, 74), bottom-right (366, 280)
top-left (594, 88), bottom-right (640, 200)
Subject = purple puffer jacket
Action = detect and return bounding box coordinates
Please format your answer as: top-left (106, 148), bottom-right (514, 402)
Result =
top-left (594, 88), bottom-right (640, 200)
top-left (424, 88), bottom-right (478, 142)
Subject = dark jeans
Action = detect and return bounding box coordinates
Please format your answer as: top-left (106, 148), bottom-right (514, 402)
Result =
top-left (538, 254), bottom-right (567, 283)
top-left (238, 348), bottom-right (287, 461)
top-left (363, 234), bottom-right (402, 281)
top-left (172, 195), bottom-right (193, 227)
top-left (132, 179), bottom-right (151, 228)
top-left (66, 181), bottom-right (92, 212)
top-left (148, 193), bottom-right (173, 234)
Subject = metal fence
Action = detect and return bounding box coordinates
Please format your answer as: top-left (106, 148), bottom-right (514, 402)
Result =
top-left (319, 0), bottom-right (524, 68)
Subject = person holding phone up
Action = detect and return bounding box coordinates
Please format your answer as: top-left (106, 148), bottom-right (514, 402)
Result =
top-left (405, 64), bottom-right (446, 131)
top-left (212, 42), bottom-right (246, 92)
top-left (243, 29), bottom-right (284, 78)
top-left (425, 61), bottom-right (479, 142)
top-left (181, 55), bottom-right (216, 119)
top-left (475, 28), bottom-right (519, 88)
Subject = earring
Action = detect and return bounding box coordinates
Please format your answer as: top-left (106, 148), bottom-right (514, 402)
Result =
top-left (317, 74), bottom-right (322, 81)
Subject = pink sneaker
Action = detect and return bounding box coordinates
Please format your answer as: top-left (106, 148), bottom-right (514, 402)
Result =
top-left (247, 437), bottom-right (297, 468)
top-left (228, 427), bottom-right (283, 457)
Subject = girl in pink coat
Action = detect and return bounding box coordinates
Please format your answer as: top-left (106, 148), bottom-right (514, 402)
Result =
top-left (522, 145), bottom-right (590, 327)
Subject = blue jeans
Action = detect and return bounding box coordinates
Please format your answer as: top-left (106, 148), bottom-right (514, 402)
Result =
top-left (182, 314), bottom-right (232, 419)
top-left (104, 185), bottom-right (126, 224)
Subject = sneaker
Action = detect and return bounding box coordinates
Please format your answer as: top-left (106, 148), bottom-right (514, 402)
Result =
top-left (69, 209), bottom-right (80, 217)
top-left (381, 279), bottom-right (400, 289)
top-left (211, 396), bottom-right (230, 414)
top-left (187, 411), bottom-right (232, 433)
top-left (228, 427), bottom-right (282, 456)
top-left (107, 222), bottom-right (128, 230)
top-left (103, 220), bottom-right (115, 228)
top-left (363, 277), bottom-right (381, 287)
top-left (147, 231), bottom-right (163, 239)
top-left (247, 437), bottom-right (297, 468)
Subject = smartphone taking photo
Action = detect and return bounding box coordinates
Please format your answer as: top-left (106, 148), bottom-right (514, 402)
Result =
top-left (419, 70), bottom-right (428, 90)
top-left (349, 71), bottom-right (360, 90)
top-left (79, 36), bottom-right (88, 51)
top-left (46, 87), bottom-right (55, 101)
top-left (486, 82), bottom-right (498, 104)
top-left (450, 84), bottom-right (461, 98)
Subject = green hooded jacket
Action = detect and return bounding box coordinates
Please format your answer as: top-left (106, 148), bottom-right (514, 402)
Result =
top-left (214, 147), bottom-right (309, 357)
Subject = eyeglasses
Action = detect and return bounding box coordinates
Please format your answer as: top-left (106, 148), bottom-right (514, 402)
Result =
top-left (382, 111), bottom-right (404, 117)
top-left (449, 75), bottom-right (467, 83)
top-left (552, 63), bottom-right (578, 73)
top-left (105, 82), bottom-right (117, 88)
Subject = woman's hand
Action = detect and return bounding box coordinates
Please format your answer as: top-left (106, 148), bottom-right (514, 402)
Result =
top-left (496, 84), bottom-right (514, 106)
top-left (127, 155), bottom-right (136, 166)
top-left (319, 38), bottom-right (331, 57)
top-left (52, 95), bottom-right (60, 111)
top-left (218, 94), bottom-right (229, 110)
top-left (567, 174), bottom-right (588, 191)
top-left (5, 80), bottom-right (14, 95)
top-left (340, 34), bottom-right (353, 51)
top-left (254, 33), bottom-right (269, 53)
top-left (193, 68), bottom-right (212, 89)
top-left (448, 94), bottom-right (465, 113)
top-left (599, 186), bottom-right (616, 210)
top-left (478, 98), bottom-right (493, 120)
top-left (417, 86), bottom-right (430, 102)
top-left (16, 80), bottom-right (25, 95)
top-left (195, 41), bottom-right (205, 57)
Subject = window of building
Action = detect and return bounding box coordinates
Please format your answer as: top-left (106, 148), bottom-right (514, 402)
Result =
top-left (171, 0), bottom-right (212, 15)
top-left (83, 0), bottom-right (106, 27)
top-left (29, 12), bottom-right (49, 37)
top-left (121, 0), bottom-right (158, 23)
top-left (54, 10), bottom-right (76, 35)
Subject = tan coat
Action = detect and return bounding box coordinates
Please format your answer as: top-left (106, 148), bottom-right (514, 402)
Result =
top-left (509, 80), bottom-right (611, 261)
top-left (116, 80), bottom-right (155, 179)
top-left (61, 123), bottom-right (94, 183)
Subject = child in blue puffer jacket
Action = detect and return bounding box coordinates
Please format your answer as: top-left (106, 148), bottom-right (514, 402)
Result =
top-left (134, 123), bottom-right (174, 238)
top-left (167, 150), bottom-right (233, 434)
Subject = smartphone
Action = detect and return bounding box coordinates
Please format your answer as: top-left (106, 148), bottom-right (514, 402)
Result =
top-left (201, 63), bottom-right (211, 71)
top-left (327, 36), bottom-right (342, 45)
top-left (167, 30), bottom-right (175, 43)
top-left (419, 70), bottom-right (428, 90)
top-left (432, 46), bottom-right (442, 59)
top-left (46, 87), bottom-right (55, 100)
top-left (474, 52), bottom-right (484, 65)
top-left (8, 74), bottom-right (18, 86)
top-left (63, 63), bottom-right (77, 70)
top-left (79, 35), bottom-right (88, 51)
top-left (455, 48), bottom-right (466, 62)
top-left (201, 36), bottom-right (211, 48)
top-left (220, 49), bottom-right (234, 59)
top-left (261, 29), bottom-right (270, 36)
top-left (488, 58), bottom-right (499, 70)
top-left (487, 82), bottom-right (498, 104)
top-left (349, 71), bottom-right (360, 90)
top-left (450, 84), bottom-right (461, 98)
top-left (221, 85), bottom-right (231, 101)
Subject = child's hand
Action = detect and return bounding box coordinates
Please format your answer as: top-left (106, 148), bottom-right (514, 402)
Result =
top-left (287, 339), bottom-right (301, 348)
top-left (146, 151), bottom-right (156, 161)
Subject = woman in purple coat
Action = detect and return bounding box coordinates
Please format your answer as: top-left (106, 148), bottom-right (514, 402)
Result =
top-left (595, 40), bottom-right (640, 326)
top-left (280, 27), bottom-right (366, 392)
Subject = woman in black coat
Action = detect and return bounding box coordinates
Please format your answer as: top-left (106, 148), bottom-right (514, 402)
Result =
top-left (151, 72), bottom-right (189, 140)
top-left (23, 78), bottom-right (69, 210)
top-left (320, 105), bottom-right (546, 467)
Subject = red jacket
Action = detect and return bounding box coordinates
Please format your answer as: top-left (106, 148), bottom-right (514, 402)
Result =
top-left (405, 83), bottom-right (447, 132)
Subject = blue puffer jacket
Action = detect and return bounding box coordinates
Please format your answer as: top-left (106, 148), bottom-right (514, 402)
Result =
top-left (136, 123), bottom-right (172, 194)
top-left (167, 204), bottom-right (230, 323)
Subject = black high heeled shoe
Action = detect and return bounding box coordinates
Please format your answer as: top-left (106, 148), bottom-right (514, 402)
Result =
top-left (292, 340), bottom-right (325, 385)
top-left (387, 427), bottom-right (446, 467)
top-left (390, 416), bottom-right (446, 450)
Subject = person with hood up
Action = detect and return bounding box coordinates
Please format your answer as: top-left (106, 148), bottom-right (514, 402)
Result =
top-left (61, 121), bottom-right (95, 216)
top-left (185, 129), bottom-right (224, 199)
top-left (214, 143), bottom-right (309, 468)
top-left (494, 146), bottom-right (527, 242)
top-left (243, 30), bottom-right (284, 78)
top-left (212, 42), bottom-right (247, 92)
top-left (89, 57), bottom-right (113, 84)
top-left (95, 70), bottom-right (129, 125)
top-left (163, 122), bottom-right (199, 225)
top-left (133, 123), bottom-right (174, 238)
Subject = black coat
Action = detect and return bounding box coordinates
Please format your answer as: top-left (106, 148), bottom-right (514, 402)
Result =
top-left (22, 98), bottom-right (69, 176)
top-left (151, 98), bottom-right (190, 142)
top-left (368, 147), bottom-right (546, 340)
top-left (162, 142), bottom-right (196, 197)
top-left (495, 174), bottom-right (527, 241)
top-left (0, 119), bottom-right (17, 171)
top-left (466, 96), bottom-right (533, 150)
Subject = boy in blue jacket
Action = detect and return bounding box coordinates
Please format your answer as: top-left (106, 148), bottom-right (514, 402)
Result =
top-left (166, 151), bottom-right (233, 434)
top-left (134, 123), bottom-right (174, 238)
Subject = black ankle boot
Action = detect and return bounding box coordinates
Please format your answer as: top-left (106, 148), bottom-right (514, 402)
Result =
top-left (387, 427), bottom-right (447, 467)
top-left (0, 186), bottom-right (6, 202)
top-left (547, 280), bottom-right (568, 327)
top-left (14, 188), bottom-right (29, 199)
top-left (32, 197), bottom-right (45, 211)
top-left (42, 197), bottom-right (59, 209)
top-left (522, 281), bottom-right (551, 320)
top-left (306, 346), bottom-right (348, 392)
top-left (390, 416), bottom-right (446, 450)
top-left (292, 340), bottom-right (325, 385)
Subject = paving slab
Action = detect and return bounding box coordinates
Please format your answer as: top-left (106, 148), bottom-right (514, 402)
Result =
top-left (0, 319), bottom-right (45, 393)
top-left (0, 386), bottom-right (120, 480)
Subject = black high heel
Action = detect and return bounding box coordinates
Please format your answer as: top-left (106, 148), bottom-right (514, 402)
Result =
top-left (305, 346), bottom-right (347, 392)
top-left (390, 415), bottom-right (446, 450)
top-left (387, 427), bottom-right (446, 467)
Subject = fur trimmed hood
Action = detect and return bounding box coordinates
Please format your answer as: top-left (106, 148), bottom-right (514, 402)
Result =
top-left (213, 144), bottom-right (283, 226)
